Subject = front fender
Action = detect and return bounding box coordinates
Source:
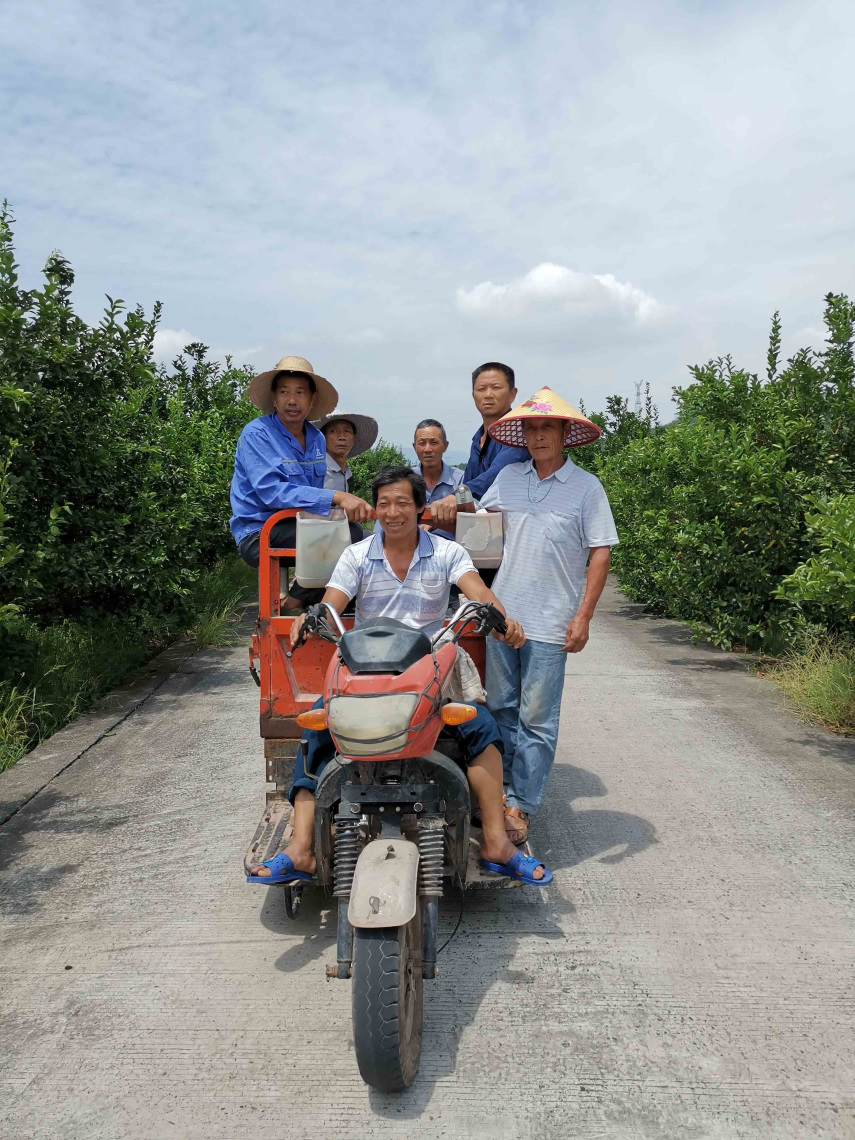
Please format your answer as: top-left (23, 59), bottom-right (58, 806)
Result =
top-left (347, 839), bottom-right (420, 929)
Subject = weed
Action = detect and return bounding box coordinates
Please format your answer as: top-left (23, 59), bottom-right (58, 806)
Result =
top-left (190, 558), bottom-right (256, 646)
top-left (765, 636), bottom-right (855, 734)
top-left (0, 557), bottom-right (257, 768)
top-left (0, 685), bottom-right (33, 772)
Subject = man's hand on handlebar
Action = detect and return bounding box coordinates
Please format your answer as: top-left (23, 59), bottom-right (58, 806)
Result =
top-left (495, 616), bottom-right (525, 649)
top-left (289, 612), bottom-right (309, 648)
top-left (480, 598), bottom-right (526, 649)
top-left (333, 491), bottom-right (374, 525)
top-left (456, 574), bottom-right (525, 648)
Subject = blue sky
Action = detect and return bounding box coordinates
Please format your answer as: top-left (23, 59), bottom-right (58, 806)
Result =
top-left (3, 0), bottom-right (854, 457)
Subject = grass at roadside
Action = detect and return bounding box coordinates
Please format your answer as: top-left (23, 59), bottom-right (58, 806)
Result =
top-left (763, 636), bottom-right (855, 734)
top-left (188, 557), bottom-right (256, 646)
top-left (0, 557), bottom-right (256, 772)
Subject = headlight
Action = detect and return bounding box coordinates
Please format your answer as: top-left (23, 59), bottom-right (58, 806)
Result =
top-left (327, 694), bottom-right (420, 757)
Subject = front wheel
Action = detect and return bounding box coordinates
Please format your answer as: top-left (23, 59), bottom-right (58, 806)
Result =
top-left (352, 912), bottom-right (423, 1091)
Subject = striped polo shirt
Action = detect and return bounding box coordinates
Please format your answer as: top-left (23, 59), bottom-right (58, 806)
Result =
top-left (328, 528), bottom-right (476, 637)
top-left (479, 458), bottom-right (619, 645)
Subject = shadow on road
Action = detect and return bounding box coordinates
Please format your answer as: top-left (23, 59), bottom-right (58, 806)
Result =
top-left (0, 788), bottom-right (128, 916)
top-left (612, 602), bottom-right (756, 674)
top-left (785, 733), bottom-right (855, 765)
top-left (540, 764), bottom-right (658, 868)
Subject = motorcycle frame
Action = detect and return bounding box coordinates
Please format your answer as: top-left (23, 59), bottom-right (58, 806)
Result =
top-left (303, 599), bottom-right (499, 981)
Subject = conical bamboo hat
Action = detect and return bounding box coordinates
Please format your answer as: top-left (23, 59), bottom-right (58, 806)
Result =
top-left (488, 386), bottom-right (602, 449)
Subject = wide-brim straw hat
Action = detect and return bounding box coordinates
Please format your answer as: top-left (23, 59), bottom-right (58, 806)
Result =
top-left (311, 412), bottom-right (379, 458)
top-left (488, 386), bottom-right (602, 449)
top-left (246, 355), bottom-right (339, 419)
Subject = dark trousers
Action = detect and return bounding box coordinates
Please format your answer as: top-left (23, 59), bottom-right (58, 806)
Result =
top-left (238, 517), bottom-right (364, 605)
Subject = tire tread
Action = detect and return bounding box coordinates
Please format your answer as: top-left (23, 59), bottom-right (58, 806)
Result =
top-left (352, 923), bottom-right (422, 1091)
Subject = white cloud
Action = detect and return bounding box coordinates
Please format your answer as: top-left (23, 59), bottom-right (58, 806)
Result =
top-left (456, 263), bottom-right (667, 330)
top-left (152, 327), bottom-right (196, 363)
top-left (2, 0), bottom-right (854, 444)
top-left (152, 330), bottom-right (264, 367)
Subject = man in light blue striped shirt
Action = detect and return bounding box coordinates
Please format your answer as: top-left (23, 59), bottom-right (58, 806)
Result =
top-left (479, 388), bottom-right (619, 844)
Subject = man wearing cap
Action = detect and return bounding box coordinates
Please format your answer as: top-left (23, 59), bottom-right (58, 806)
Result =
top-left (313, 411), bottom-right (379, 494)
top-left (478, 387), bottom-right (619, 845)
top-left (229, 356), bottom-right (373, 610)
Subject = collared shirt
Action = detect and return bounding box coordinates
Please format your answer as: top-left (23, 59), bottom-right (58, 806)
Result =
top-left (412, 461), bottom-right (464, 541)
top-left (479, 458), bottom-right (619, 645)
top-left (229, 415), bottom-right (333, 545)
top-left (324, 454), bottom-right (352, 493)
top-left (463, 425), bottom-right (529, 500)
top-left (328, 529), bottom-right (476, 637)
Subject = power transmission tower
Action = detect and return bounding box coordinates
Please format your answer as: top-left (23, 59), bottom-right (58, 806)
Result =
top-left (634, 380), bottom-right (643, 417)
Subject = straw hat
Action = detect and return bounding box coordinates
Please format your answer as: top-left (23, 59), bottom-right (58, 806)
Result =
top-left (246, 355), bottom-right (338, 419)
top-left (488, 386), bottom-right (602, 449)
top-left (312, 412), bottom-right (379, 458)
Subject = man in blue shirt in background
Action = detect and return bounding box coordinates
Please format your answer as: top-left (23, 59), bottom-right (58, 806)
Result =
top-left (429, 362), bottom-right (528, 581)
top-left (463, 362), bottom-right (530, 498)
top-left (230, 355), bottom-right (372, 611)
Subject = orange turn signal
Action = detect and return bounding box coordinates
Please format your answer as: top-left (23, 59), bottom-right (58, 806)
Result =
top-left (296, 708), bottom-right (328, 730)
top-left (440, 702), bottom-right (478, 726)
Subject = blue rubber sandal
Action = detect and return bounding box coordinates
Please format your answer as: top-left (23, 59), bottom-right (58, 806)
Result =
top-left (480, 850), bottom-right (553, 886)
top-left (246, 852), bottom-right (314, 886)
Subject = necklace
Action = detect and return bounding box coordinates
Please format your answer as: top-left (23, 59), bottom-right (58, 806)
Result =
top-left (527, 469), bottom-right (555, 505)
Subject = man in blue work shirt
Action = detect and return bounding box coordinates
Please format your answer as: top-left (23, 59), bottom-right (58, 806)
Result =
top-left (230, 355), bottom-right (372, 610)
top-left (464, 362), bottom-right (530, 498)
top-left (411, 418), bottom-right (463, 541)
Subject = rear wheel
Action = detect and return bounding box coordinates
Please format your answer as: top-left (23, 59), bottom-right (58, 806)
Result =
top-left (282, 883), bottom-right (302, 919)
top-left (352, 911), bottom-right (423, 1091)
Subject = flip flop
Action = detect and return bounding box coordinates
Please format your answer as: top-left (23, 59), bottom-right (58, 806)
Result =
top-left (480, 850), bottom-right (553, 886)
top-left (246, 852), bottom-right (314, 886)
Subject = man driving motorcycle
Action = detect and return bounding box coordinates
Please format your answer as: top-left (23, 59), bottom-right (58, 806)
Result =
top-left (248, 465), bottom-right (553, 887)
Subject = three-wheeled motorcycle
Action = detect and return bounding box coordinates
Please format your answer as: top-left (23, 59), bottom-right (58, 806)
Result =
top-left (244, 509), bottom-right (525, 1092)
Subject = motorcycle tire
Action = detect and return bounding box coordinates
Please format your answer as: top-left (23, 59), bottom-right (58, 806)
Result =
top-left (352, 913), bottom-right (423, 1092)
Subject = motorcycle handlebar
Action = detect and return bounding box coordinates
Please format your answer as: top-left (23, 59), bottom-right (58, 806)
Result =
top-left (435, 600), bottom-right (507, 644)
top-left (288, 601), bottom-right (506, 658)
top-left (286, 602), bottom-right (346, 658)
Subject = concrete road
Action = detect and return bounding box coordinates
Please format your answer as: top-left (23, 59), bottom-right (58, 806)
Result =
top-left (1, 582), bottom-right (854, 1140)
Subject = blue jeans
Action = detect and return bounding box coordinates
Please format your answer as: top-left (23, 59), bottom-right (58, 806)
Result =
top-left (486, 638), bottom-right (567, 815)
top-left (290, 698), bottom-right (503, 803)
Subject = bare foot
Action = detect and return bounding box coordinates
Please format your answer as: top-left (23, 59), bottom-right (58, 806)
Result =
top-left (251, 842), bottom-right (316, 878)
top-left (480, 836), bottom-right (545, 880)
top-left (504, 807), bottom-right (529, 845)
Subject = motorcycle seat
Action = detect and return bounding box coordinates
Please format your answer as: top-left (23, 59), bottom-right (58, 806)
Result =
top-left (339, 618), bottom-right (432, 675)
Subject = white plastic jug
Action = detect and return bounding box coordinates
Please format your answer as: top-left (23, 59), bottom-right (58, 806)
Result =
top-left (455, 509), bottom-right (504, 569)
top-left (295, 509), bottom-right (352, 587)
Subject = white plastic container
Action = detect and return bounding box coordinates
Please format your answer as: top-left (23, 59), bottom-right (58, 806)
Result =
top-left (455, 509), bottom-right (504, 569)
top-left (295, 508), bottom-right (352, 587)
